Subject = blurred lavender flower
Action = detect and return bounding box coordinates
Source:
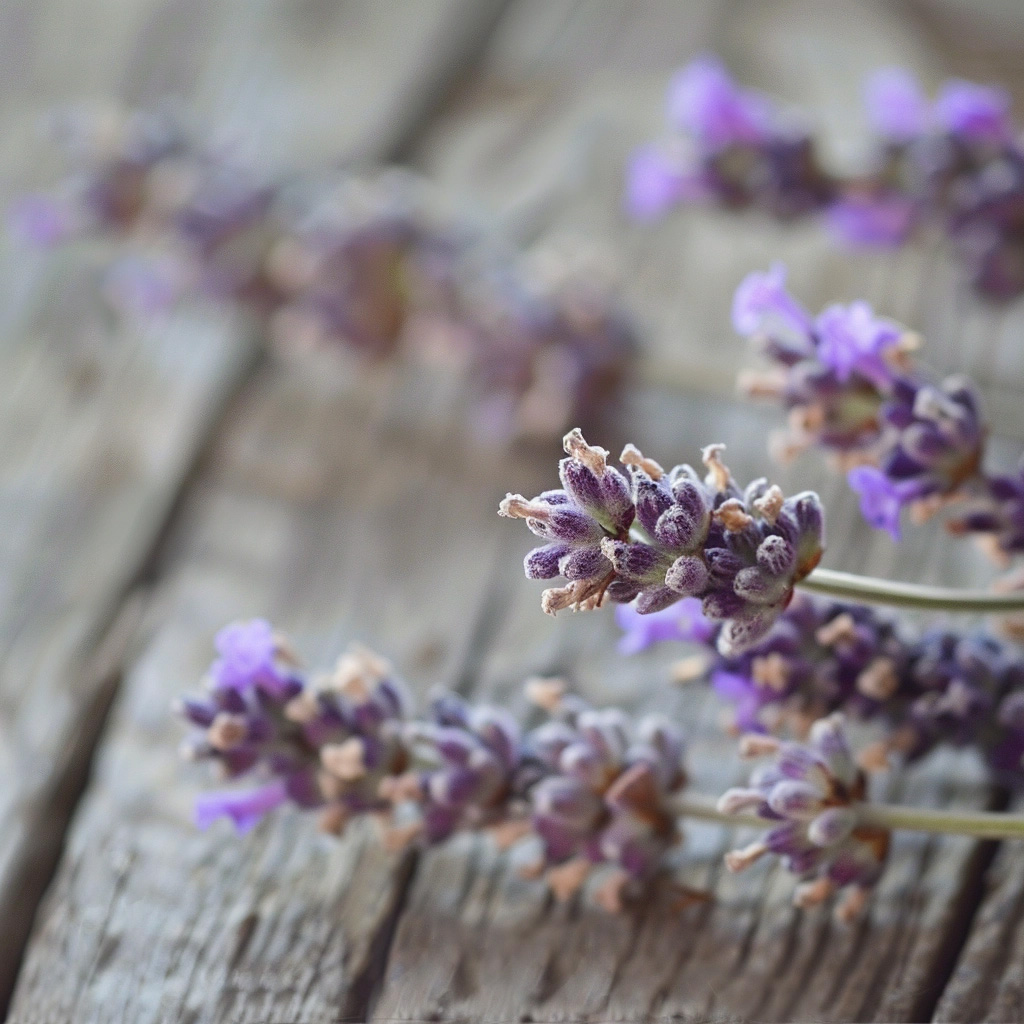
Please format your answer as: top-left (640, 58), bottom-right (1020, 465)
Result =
top-left (460, 237), bottom-right (638, 443)
top-left (268, 170), bottom-right (461, 359)
top-left (500, 429), bottom-right (825, 653)
top-left (527, 686), bottom-right (687, 906)
top-left (852, 68), bottom-right (1024, 297)
top-left (719, 714), bottom-right (889, 921)
top-left (736, 267), bottom-right (988, 537)
top-left (614, 597), bottom-right (715, 655)
top-left (864, 68), bottom-right (929, 144)
top-left (16, 103), bottom-right (636, 441)
top-left (949, 458), bottom-right (1024, 557)
top-left (735, 265), bottom-right (910, 457)
top-left (626, 56), bottom-right (834, 223)
top-left (848, 375), bottom-right (986, 540)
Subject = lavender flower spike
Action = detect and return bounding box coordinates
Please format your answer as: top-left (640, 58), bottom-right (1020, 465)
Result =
top-left (500, 430), bottom-right (825, 654)
top-left (178, 626), bottom-right (691, 910)
top-left (720, 714), bottom-right (889, 921)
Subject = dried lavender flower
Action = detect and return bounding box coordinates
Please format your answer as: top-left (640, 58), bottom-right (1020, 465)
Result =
top-left (500, 429), bottom-right (825, 653)
top-left (177, 623), bottom-right (688, 907)
top-left (720, 714), bottom-right (889, 921)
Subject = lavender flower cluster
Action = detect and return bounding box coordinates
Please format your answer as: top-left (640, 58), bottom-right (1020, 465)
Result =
top-left (627, 56), bottom-right (835, 223)
top-left (734, 264), bottom-right (1000, 543)
top-left (499, 429), bottom-right (825, 653)
top-left (177, 620), bottom-right (689, 909)
top-left (629, 57), bottom-right (1024, 299)
top-left (617, 592), bottom-right (1024, 786)
top-left (179, 620), bottom-right (912, 915)
top-left (719, 715), bottom-right (889, 923)
top-left (840, 69), bottom-right (1024, 298)
top-left (10, 105), bottom-right (636, 442)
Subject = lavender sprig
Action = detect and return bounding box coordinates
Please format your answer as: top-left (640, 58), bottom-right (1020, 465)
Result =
top-left (718, 715), bottom-right (888, 922)
top-left (735, 265), bottom-right (988, 540)
top-left (177, 623), bottom-right (689, 909)
top-left (178, 623), bottom-right (1024, 919)
top-left (500, 429), bottom-right (825, 654)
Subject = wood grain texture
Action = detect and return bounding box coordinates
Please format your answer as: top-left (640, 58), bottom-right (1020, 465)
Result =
top-left (5, 352), bottom-right (546, 1024)
top-left (0, 0), bottom-right (513, 1016)
top-left (933, 794), bottom-right (1024, 1023)
top-left (8, 0), bottom-right (1024, 1021)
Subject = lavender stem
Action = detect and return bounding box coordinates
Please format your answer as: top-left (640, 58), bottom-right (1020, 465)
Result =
top-left (798, 567), bottom-right (1024, 613)
top-left (673, 792), bottom-right (1024, 841)
top-left (858, 803), bottom-right (1024, 840)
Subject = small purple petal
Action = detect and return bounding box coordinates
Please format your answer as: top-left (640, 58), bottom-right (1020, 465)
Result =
top-left (826, 194), bottom-right (919, 248)
top-left (864, 68), bottom-right (928, 142)
top-left (935, 79), bottom-right (1012, 144)
top-left (732, 264), bottom-right (814, 341)
top-left (625, 144), bottom-right (706, 221)
top-left (194, 780), bottom-right (289, 833)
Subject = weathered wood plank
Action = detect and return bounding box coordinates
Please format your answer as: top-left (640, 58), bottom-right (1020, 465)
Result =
top-left (1, 0), bottom-right (513, 1015)
top-left (933, 795), bottom-right (1024, 1023)
top-left (5, 352), bottom-right (543, 1024)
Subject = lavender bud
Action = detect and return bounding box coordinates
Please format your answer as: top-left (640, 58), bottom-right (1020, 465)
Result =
top-left (525, 543), bottom-right (570, 579)
top-left (664, 554), bottom-right (709, 595)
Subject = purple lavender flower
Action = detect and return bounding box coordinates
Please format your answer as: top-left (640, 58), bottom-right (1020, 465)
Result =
top-left (856, 375), bottom-right (986, 537)
top-left (179, 629), bottom-right (694, 908)
top-left (825, 192), bottom-right (920, 247)
top-left (897, 630), bottom-right (1007, 763)
top-left (460, 238), bottom-right (638, 443)
top-left (737, 269), bottom-right (988, 534)
top-left (731, 263), bottom-right (815, 343)
top-left (528, 692), bottom-right (686, 906)
top-left (949, 457), bottom-right (1024, 556)
top-left (853, 69), bottom-right (1024, 297)
top-left (179, 638), bottom-right (410, 834)
top-left (194, 781), bottom-right (289, 833)
top-left (209, 619), bottom-right (283, 693)
top-left (628, 57), bottom-right (833, 223)
top-left (406, 692), bottom-right (526, 843)
top-left (501, 430), bottom-right (825, 654)
top-left (269, 170), bottom-right (455, 358)
top-left (846, 466), bottom-right (923, 540)
top-left (815, 301), bottom-right (902, 387)
top-left (625, 143), bottom-right (708, 221)
top-left (735, 266), bottom-right (909, 456)
top-left (615, 597), bottom-right (714, 654)
top-left (719, 714), bottom-right (889, 921)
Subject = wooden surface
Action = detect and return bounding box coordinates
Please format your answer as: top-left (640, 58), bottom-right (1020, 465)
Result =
top-left (4, 1), bottom-right (1024, 1022)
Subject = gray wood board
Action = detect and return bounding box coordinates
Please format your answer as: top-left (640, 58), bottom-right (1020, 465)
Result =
top-left (0, 0), bottom-right (513, 1013)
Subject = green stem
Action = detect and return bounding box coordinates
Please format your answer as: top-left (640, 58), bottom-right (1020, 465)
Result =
top-left (798, 567), bottom-right (1024, 614)
top-left (858, 803), bottom-right (1024, 840)
top-left (673, 793), bottom-right (1024, 841)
